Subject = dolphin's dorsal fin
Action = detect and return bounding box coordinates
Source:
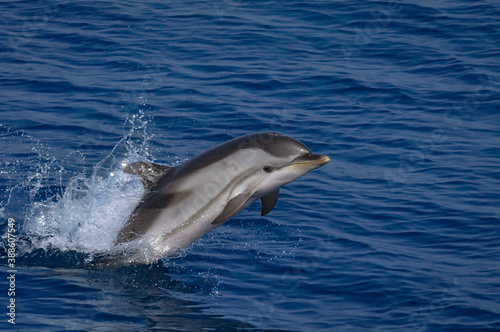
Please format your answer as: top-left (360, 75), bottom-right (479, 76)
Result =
top-left (212, 192), bottom-right (252, 225)
top-left (123, 161), bottom-right (175, 189)
top-left (261, 189), bottom-right (279, 216)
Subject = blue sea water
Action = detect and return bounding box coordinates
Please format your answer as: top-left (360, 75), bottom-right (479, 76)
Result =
top-left (1, 0), bottom-right (500, 330)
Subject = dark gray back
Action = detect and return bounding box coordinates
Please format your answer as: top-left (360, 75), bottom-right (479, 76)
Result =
top-left (174, 132), bottom-right (310, 176)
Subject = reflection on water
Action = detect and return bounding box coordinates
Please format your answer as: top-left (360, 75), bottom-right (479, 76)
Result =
top-left (2, 263), bottom-right (256, 331)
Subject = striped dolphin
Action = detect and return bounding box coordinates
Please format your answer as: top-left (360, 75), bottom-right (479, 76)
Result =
top-left (109, 132), bottom-right (329, 266)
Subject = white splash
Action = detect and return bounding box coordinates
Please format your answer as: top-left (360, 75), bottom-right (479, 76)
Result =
top-left (25, 167), bottom-right (144, 254)
top-left (10, 111), bottom-right (162, 260)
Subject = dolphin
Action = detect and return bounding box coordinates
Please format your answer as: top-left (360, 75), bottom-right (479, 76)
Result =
top-left (107, 132), bottom-right (329, 266)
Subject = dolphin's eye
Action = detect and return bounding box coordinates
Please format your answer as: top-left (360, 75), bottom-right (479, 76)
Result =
top-left (263, 166), bottom-right (273, 173)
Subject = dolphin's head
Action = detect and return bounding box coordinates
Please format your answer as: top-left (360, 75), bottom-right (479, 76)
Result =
top-left (242, 132), bottom-right (330, 196)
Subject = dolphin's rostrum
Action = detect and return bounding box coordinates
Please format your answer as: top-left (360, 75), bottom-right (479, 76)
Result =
top-left (108, 132), bottom-right (329, 266)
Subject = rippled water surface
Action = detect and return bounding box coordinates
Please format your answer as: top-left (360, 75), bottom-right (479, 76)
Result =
top-left (1, 1), bottom-right (500, 331)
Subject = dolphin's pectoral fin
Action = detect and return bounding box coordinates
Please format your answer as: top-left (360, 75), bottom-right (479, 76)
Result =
top-left (261, 189), bottom-right (279, 216)
top-left (212, 192), bottom-right (252, 225)
top-left (124, 161), bottom-right (175, 189)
